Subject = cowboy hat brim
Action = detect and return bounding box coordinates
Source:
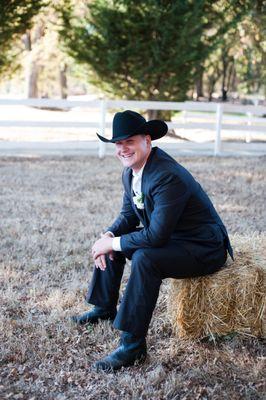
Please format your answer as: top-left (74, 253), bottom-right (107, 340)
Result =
top-left (97, 119), bottom-right (168, 143)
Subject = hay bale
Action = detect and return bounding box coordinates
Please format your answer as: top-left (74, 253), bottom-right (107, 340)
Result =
top-left (167, 234), bottom-right (266, 340)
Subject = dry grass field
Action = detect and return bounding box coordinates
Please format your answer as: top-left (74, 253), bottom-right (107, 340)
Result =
top-left (0, 153), bottom-right (265, 399)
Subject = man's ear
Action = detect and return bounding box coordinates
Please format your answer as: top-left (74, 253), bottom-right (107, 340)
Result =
top-left (145, 135), bottom-right (152, 146)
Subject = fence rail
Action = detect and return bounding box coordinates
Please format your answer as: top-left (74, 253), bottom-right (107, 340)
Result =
top-left (0, 98), bottom-right (265, 157)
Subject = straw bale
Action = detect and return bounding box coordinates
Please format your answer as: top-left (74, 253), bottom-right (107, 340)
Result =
top-left (167, 234), bottom-right (266, 340)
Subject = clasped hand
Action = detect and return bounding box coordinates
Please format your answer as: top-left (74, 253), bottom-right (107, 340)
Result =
top-left (91, 233), bottom-right (114, 271)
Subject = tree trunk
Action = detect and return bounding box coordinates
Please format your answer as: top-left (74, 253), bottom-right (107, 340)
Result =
top-left (24, 22), bottom-right (45, 98)
top-left (195, 67), bottom-right (204, 100)
top-left (22, 30), bottom-right (31, 51)
top-left (147, 109), bottom-right (158, 120)
top-left (226, 61), bottom-right (234, 96)
top-left (207, 69), bottom-right (219, 102)
top-left (147, 109), bottom-right (184, 138)
top-left (208, 83), bottom-right (214, 102)
top-left (26, 55), bottom-right (39, 98)
top-left (208, 79), bottom-right (215, 102)
top-left (59, 63), bottom-right (68, 99)
top-left (221, 54), bottom-right (228, 102)
top-left (231, 67), bottom-right (237, 92)
top-left (147, 109), bottom-right (173, 121)
top-left (222, 89), bottom-right (227, 102)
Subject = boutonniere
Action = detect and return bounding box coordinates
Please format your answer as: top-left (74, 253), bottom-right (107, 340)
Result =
top-left (133, 192), bottom-right (145, 209)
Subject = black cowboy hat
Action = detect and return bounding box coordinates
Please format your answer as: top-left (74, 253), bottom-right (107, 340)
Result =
top-left (97, 110), bottom-right (168, 143)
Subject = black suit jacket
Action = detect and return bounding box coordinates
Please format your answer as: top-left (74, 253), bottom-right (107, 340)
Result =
top-left (108, 147), bottom-right (233, 265)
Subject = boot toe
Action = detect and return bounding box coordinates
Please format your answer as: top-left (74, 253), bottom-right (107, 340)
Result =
top-left (92, 346), bottom-right (147, 372)
top-left (92, 357), bottom-right (117, 372)
top-left (70, 311), bottom-right (98, 325)
top-left (71, 308), bottom-right (117, 326)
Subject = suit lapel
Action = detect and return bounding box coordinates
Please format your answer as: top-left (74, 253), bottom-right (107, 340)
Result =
top-left (133, 147), bottom-right (157, 226)
top-left (123, 147), bottom-right (158, 227)
top-left (141, 147), bottom-right (157, 192)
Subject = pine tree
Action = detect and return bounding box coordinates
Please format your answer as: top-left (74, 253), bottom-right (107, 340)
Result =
top-left (58, 0), bottom-right (252, 106)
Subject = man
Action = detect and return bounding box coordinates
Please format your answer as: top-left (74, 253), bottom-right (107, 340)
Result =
top-left (72, 110), bottom-right (233, 372)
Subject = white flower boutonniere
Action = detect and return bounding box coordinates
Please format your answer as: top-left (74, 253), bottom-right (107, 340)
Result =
top-left (133, 192), bottom-right (145, 209)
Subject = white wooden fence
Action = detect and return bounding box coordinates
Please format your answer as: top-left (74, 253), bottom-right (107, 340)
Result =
top-left (0, 98), bottom-right (265, 157)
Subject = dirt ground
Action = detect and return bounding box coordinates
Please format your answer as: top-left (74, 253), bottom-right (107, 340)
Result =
top-left (0, 153), bottom-right (265, 399)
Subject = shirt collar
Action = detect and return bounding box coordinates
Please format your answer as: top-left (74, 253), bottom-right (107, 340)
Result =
top-left (132, 163), bottom-right (145, 178)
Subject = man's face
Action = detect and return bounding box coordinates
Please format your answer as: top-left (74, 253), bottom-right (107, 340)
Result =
top-left (115, 134), bottom-right (152, 172)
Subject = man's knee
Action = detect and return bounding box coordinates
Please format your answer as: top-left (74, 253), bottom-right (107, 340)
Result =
top-left (131, 248), bottom-right (161, 276)
top-left (131, 248), bottom-right (162, 285)
top-left (131, 248), bottom-right (150, 264)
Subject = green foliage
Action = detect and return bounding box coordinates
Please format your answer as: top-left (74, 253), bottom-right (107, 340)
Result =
top-left (0, 0), bottom-right (45, 77)
top-left (203, 0), bottom-right (266, 99)
top-left (59, 0), bottom-right (250, 101)
top-left (237, 2), bottom-right (266, 95)
top-left (1, 0), bottom-right (264, 99)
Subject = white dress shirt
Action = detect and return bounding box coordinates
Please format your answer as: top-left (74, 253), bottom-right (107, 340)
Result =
top-left (111, 164), bottom-right (145, 251)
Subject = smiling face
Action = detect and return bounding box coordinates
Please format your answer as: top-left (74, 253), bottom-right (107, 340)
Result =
top-left (115, 134), bottom-right (152, 172)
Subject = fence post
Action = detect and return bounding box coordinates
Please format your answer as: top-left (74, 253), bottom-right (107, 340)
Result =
top-left (214, 103), bottom-right (223, 156)
top-left (98, 99), bottom-right (106, 158)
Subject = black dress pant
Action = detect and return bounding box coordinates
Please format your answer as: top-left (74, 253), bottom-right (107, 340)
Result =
top-left (86, 241), bottom-right (227, 337)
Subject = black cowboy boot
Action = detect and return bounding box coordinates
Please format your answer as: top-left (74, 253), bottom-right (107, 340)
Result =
top-left (92, 332), bottom-right (147, 372)
top-left (71, 306), bottom-right (117, 325)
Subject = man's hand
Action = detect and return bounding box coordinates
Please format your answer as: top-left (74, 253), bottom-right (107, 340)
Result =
top-left (92, 232), bottom-right (114, 270)
top-left (94, 254), bottom-right (108, 271)
top-left (100, 232), bottom-right (114, 261)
